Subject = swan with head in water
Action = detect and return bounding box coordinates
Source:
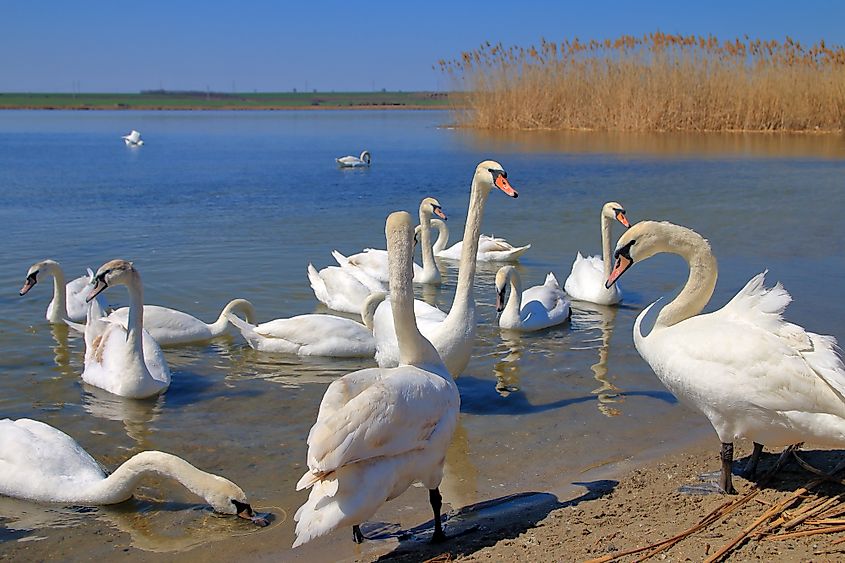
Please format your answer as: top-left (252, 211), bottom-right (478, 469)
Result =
top-left (293, 211), bottom-right (459, 547)
top-left (607, 220), bottom-right (845, 494)
top-left (19, 259), bottom-right (107, 323)
top-left (82, 260), bottom-right (171, 399)
top-left (336, 150), bottom-right (371, 168)
top-left (0, 418), bottom-right (267, 526)
top-left (333, 197), bottom-right (447, 285)
top-left (371, 160), bottom-right (520, 376)
top-left (428, 218), bottom-right (531, 262)
top-left (564, 201), bottom-right (630, 305)
top-left (495, 267), bottom-right (570, 332)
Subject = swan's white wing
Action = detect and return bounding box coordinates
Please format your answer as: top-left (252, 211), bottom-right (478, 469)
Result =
top-left (308, 264), bottom-right (375, 314)
top-left (564, 252), bottom-right (621, 305)
top-left (522, 274), bottom-right (565, 311)
top-left (109, 305), bottom-right (211, 344)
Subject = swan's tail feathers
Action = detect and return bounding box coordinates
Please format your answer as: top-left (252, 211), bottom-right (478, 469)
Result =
top-left (307, 264), bottom-right (329, 305)
top-left (725, 271), bottom-right (792, 320)
top-left (508, 244), bottom-right (531, 260)
top-left (64, 318), bottom-right (86, 333)
top-left (544, 272), bottom-right (561, 290)
top-left (220, 298), bottom-right (257, 325)
top-left (292, 477), bottom-right (345, 548)
top-left (331, 250), bottom-right (349, 267)
top-left (225, 312), bottom-right (260, 347)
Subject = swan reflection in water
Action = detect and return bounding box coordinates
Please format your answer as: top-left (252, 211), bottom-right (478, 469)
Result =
top-left (570, 303), bottom-right (624, 417)
top-left (492, 332), bottom-right (522, 397)
top-left (83, 386), bottom-right (164, 447)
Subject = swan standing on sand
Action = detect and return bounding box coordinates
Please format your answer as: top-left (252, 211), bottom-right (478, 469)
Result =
top-left (606, 221), bottom-right (845, 494)
top-left (429, 218), bottom-right (530, 262)
top-left (226, 293), bottom-right (384, 357)
top-left (372, 160), bottom-right (520, 376)
top-left (82, 260), bottom-right (170, 399)
top-left (495, 267), bottom-right (570, 331)
top-left (0, 418), bottom-right (267, 525)
top-left (19, 259), bottom-right (107, 323)
top-left (336, 150), bottom-right (371, 167)
top-left (334, 197), bottom-right (447, 285)
top-left (122, 130), bottom-right (144, 146)
top-left (564, 201), bottom-right (630, 305)
top-left (293, 212), bottom-right (459, 547)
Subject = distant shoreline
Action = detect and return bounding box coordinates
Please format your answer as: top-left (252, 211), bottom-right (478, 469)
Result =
top-left (0, 91), bottom-right (462, 111)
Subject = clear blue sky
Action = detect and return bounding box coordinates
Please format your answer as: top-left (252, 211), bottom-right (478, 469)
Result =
top-left (3, 0), bottom-right (843, 92)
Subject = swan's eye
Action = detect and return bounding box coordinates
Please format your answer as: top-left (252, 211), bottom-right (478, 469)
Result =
top-left (614, 239), bottom-right (636, 260)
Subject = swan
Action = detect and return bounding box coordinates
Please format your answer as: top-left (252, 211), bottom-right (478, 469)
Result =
top-left (122, 130), bottom-right (144, 146)
top-left (19, 259), bottom-right (107, 323)
top-left (104, 298), bottom-right (257, 346)
top-left (293, 211), bottom-right (459, 547)
top-left (495, 267), bottom-right (571, 331)
top-left (372, 160), bottom-right (520, 376)
top-left (0, 418), bottom-right (267, 525)
top-left (606, 220), bottom-right (845, 494)
top-left (332, 197), bottom-right (447, 285)
top-left (307, 260), bottom-right (386, 315)
top-left (564, 201), bottom-right (630, 305)
top-left (225, 293), bottom-right (385, 358)
top-left (429, 218), bottom-right (530, 262)
top-left (82, 260), bottom-right (171, 399)
top-left (336, 150), bottom-right (371, 167)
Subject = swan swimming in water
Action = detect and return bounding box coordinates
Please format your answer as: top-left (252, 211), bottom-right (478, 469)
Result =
top-left (607, 220), bottom-right (845, 494)
top-left (293, 211), bottom-right (459, 547)
top-left (495, 267), bottom-right (571, 332)
top-left (122, 130), bottom-right (144, 146)
top-left (564, 201), bottom-right (630, 306)
top-left (19, 259), bottom-right (107, 323)
top-left (0, 418), bottom-right (267, 526)
top-left (336, 150), bottom-right (370, 167)
top-left (429, 218), bottom-right (530, 262)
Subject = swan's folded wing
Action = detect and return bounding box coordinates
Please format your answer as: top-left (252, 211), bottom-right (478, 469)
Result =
top-left (304, 368), bottom-right (453, 478)
top-left (254, 315), bottom-right (366, 345)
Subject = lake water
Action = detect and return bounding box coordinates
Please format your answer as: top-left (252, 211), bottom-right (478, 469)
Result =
top-left (1, 110), bottom-right (844, 560)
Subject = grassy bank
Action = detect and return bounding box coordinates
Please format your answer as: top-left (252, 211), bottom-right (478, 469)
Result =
top-left (439, 32), bottom-right (845, 132)
top-left (0, 90), bottom-right (460, 110)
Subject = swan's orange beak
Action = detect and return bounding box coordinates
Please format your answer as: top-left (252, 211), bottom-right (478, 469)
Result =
top-left (19, 273), bottom-right (37, 296)
top-left (606, 254), bottom-right (632, 288)
top-left (616, 211), bottom-right (630, 228)
top-left (434, 206), bottom-right (447, 220)
top-left (494, 174), bottom-right (518, 198)
top-left (87, 277), bottom-right (108, 302)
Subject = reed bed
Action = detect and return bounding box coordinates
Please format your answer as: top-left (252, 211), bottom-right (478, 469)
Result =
top-left (438, 32), bottom-right (845, 132)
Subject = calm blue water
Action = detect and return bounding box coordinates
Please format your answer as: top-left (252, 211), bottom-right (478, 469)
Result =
top-left (0, 110), bottom-right (843, 558)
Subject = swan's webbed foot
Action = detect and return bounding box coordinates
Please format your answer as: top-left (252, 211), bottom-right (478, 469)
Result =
top-left (739, 442), bottom-right (764, 479)
top-left (352, 524), bottom-right (366, 544)
top-left (678, 442), bottom-right (737, 495)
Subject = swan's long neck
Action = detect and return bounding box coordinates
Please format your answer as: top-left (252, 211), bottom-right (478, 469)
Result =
top-left (432, 219), bottom-right (448, 254)
top-left (418, 208), bottom-right (438, 280)
top-left (601, 212), bottom-right (613, 279)
top-left (125, 274), bottom-right (145, 355)
top-left (446, 177), bottom-right (487, 326)
top-left (652, 225), bottom-right (718, 329)
top-left (210, 299), bottom-right (257, 335)
top-left (79, 451), bottom-right (233, 507)
top-left (503, 270), bottom-right (523, 320)
top-left (45, 262), bottom-right (68, 322)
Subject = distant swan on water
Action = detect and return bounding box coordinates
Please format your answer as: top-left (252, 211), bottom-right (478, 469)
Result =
top-left (122, 130), bottom-right (144, 146)
top-left (336, 150), bottom-right (370, 167)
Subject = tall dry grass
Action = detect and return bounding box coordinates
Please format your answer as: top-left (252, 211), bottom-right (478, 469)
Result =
top-left (438, 33), bottom-right (845, 132)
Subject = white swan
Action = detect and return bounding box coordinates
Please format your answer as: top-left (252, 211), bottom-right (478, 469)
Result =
top-left (335, 150), bottom-right (370, 167)
top-left (19, 259), bottom-right (107, 323)
top-left (225, 293), bottom-right (384, 358)
top-left (429, 218), bottom-right (530, 262)
top-left (333, 197), bottom-right (447, 285)
top-left (0, 418), bottom-right (266, 525)
top-left (372, 160), bottom-right (520, 376)
top-left (495, 267), bottom-right (571, 331)
top-left (82, 260), bottom-right (171, 399)
top-left (564, 201), bottom-right (630, 305)
top-left (607, 221), bottom-right (845, 494)
top-left (105, 298), bottom-right (256, 346)
top-left (122, 130), bottom-right (144, 146)
top-left (307, 260), bottom-right (386, 315)
top-left (293, 211), bottom-right (459, 547)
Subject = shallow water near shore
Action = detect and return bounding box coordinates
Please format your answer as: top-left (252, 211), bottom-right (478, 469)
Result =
top-left (0, 110), bottom-right (843, 560)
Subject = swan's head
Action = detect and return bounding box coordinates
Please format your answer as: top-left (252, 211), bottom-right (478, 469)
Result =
top-left (475, 160), bottom-right (518, 198)
top-left (19, 259), bottom-right (60, 296)
top-left (494, 265), bottom-right (517, 312)
top-left (607, 221), bottom-right (688, 288)
top-left (360, 150), bottom-right (371, 165)
top-left (602, 201), bottom-right (630, 228)
top-left (205, 474), bottom-right (269, 527)
top-left (420, 197), bottom-right (447, 221)
top-left (88, 259), bottom-right (137, 302)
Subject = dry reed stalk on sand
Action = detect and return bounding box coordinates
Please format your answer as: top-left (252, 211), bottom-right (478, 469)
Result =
top-left (439, 32), bottom-right (845, 132)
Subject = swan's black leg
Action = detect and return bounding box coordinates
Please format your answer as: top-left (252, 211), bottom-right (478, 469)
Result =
top-left (719, 442), bottom-right (737, 494)
top-left (352, 524), bottom-right (365, 543)
top-left (740, 442), bottom-right (764, 479)
top-left (429, 488), bottom-right (446, 543)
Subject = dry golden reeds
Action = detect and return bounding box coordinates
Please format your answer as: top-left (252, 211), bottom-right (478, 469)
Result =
top-left (438, 32), bottom-right (845, 132)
